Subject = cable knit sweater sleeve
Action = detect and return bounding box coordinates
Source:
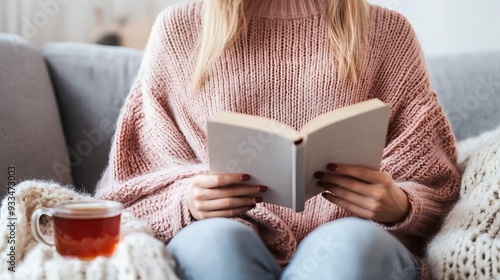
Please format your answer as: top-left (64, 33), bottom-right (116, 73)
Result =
top-left (372, 10), bottom-right (461, 254)
top-left (95, 9), bottom-right (206, 241)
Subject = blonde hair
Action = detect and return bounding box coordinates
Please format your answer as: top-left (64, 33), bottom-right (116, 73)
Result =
top-left (192, 0), bottom-right (370, 90)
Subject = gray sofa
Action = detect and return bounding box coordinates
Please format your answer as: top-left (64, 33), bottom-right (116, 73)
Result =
top-left (0, 33), bottom-right (499, 198)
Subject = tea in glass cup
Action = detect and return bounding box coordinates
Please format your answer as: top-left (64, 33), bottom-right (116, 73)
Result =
top-left (31, 200), bottom-right (123, 260)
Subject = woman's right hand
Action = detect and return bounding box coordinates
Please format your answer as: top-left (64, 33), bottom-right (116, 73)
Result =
top-left (187, 174), bottom-right (267, 220)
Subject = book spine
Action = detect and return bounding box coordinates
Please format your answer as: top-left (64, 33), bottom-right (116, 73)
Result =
top-left (292, 142), bottom-right (306, 212)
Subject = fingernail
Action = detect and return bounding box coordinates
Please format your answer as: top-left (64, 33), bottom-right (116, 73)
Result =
top-left (327, 164), bottom-right (338, 172)
top-left (316, 181), bottom-right (324, 187)
top-left (314, 172), bottom-right (325, 180)
top-left (321, 193), bottom-right (329, 199)
top-left (242, 174), bottom-right (251, 181)
top-left (254, 197), bottom-right (264, 203)
top-left (258, 185), bottom-right (268, 192)
top-left (294, 138), bottom-right (303, 145)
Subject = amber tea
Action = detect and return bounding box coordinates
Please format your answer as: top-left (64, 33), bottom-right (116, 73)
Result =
top-left (31, 200), bottom-right (123, 260)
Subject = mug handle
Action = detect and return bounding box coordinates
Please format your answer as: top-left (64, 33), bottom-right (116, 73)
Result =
top-left (30, 208), bottom-right (55, 246)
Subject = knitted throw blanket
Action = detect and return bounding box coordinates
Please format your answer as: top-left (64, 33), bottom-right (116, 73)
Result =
top-left (0, 181), bottom-right (179, 280)
top-left (427, 126), bottom-right (500, 279)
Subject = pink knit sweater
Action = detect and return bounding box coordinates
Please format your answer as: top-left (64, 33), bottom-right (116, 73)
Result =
top-left (95, 1), bottom-right (460, 278)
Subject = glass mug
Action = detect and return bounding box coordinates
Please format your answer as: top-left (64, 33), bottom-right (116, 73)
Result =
top-left (31, 200), bottom-right (123, 260)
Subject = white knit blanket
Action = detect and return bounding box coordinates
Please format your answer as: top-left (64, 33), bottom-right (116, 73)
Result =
top-left (0, 181), bottom-right (179, 280)
top-left (428, 126), bottom-right (500, 280)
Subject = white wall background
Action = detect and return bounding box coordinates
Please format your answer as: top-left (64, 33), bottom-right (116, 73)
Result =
top-left (1, 0), bottom-right (500, 55)
top-left (395, 0), bottom-right (500, 56)
top-left (403, 0), bottom-right (500, 54)
top-left (0, 0), bottom-right (181, 47)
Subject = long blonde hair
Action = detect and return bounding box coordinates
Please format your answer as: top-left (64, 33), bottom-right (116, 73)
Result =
top-left (192, 0), bottom-right (370, 90)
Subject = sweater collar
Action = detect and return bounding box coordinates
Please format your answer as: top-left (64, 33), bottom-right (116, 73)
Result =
top-left (246, 0), bottom-right (324, 19)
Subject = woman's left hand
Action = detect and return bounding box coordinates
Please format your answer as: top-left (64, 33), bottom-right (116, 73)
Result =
top-left (315, 163), bottom-right (410, 224)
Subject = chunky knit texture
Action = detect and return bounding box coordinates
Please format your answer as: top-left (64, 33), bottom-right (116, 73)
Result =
top-left (0, 181), bottom-right (178, 280)
top-left (427, 126), bottom-right (500, 280)
top-left (95, 1), bottom-right (461, 279)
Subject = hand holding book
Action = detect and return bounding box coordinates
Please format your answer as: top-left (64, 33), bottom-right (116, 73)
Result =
top-left (186, 163), bottom-right (410, 223)
top-left (187, 173), bottom-right (267, 220)
top-left (315, 163), bottom-right (411, 224)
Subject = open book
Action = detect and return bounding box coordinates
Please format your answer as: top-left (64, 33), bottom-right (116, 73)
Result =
top-left (207, 99), bottom-right (391, 212)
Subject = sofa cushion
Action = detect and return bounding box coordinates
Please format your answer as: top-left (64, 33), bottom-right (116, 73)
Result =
top-left (41, 42), bottom-right (143, 193)
top-left (427, 52), bottom-right (500, 141)
top-left (0, 34), bottom-right (73, 198)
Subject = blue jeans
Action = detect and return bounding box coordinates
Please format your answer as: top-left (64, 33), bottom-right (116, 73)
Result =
top-left (167, 218), bottom-right (421, 280)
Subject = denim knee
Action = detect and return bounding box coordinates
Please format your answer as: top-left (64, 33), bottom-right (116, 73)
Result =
top-left (314, 217), bottom-right (389, 257)
top-left (167, 218), bottom-right (281, 280)
top-left (282, 218), bottom-right (420, 280)
top-left (167, 217), bottom-right (257, 256)
top-left (308, 218), bottom-right (416, 266)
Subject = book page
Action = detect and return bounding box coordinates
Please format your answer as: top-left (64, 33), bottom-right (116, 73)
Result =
top-left (210, 112), bottom-right (302, 142)
top-left (208, 122), bottom-right (297, 209)
top-left (302, 104), bottom-right (390, 200)
top-left (300, 99), bottom-right (387, 136)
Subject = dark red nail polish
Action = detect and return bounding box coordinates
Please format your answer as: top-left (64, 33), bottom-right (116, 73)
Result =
top-left (242, 174), bottom-right (251, 181)
top-left (327, 164), bottom-right (338, 172)
top-left (316, 181), bottom-right (324, 187)
top-left (254, 197), bottom-right (264, 203)
top-left (294, 138), bottom-right (304, 145)
top-left (258, 185), bottom-right (268, 192)
top-left (314, 172), bottom-right (325, 180)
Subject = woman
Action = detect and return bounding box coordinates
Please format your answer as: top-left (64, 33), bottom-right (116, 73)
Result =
top-left (96, 0), bottom-right (460, 279)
